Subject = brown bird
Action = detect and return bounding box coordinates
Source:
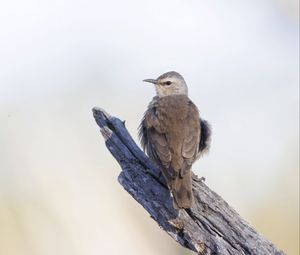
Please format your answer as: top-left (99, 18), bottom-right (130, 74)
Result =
top-left (139, 71), bottom-right (211, 209)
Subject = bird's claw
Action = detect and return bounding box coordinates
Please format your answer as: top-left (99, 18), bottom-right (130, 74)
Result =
top-left (193, 174), bottom-right (206, 182)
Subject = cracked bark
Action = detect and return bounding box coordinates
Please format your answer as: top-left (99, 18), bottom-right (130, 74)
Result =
top-left (92, 107), bottom-right (285, 255)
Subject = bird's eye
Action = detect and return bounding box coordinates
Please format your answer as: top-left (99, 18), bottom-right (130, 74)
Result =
top-left (165, 81), bottom-right (172, 85)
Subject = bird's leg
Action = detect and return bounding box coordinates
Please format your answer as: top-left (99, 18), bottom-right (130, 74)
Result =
top-left (144, 168), bottom-right (168, 188)
top-left (158, 170), bottom-right (169, 186)
top-left (158, 170), bottom-right (162, 179)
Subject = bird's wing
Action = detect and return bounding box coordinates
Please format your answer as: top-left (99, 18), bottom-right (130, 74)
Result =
top-left (138, 107), bottom-right (172, 173)
top-left (181, 102), bottom-right (201, 176)
top-left (181, 118), bottom-right (211, 173)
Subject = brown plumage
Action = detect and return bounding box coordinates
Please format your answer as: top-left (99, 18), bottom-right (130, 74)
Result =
top-left (139, 71), bottom-right (211, 209)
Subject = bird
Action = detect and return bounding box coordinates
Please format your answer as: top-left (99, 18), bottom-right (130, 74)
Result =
top-left (139, 71), bottom-right (211, 209)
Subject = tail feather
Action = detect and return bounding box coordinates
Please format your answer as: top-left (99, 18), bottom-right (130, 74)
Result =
top-left (170, 171), bottom-right (193, 209)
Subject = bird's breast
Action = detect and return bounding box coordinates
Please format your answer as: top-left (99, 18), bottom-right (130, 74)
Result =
top-left (156, 95), bottom-right (189, 128)
top-left (155, 95), bottom-right (192, 152)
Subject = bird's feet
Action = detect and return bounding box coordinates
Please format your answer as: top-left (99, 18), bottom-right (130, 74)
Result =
top-left (144, 169), bottom-right (167, 187)
top-left (192, 174), bottom-right (206, 182)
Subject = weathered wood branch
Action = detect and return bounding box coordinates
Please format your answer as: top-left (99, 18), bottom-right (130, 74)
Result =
top-left (92, 107), bottom-right (284, 255)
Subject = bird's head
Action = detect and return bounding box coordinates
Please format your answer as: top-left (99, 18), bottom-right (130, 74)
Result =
top-left (143, 71), bottom-right (188, 97)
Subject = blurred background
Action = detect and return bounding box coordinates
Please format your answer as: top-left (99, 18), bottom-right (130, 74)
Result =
top-left (0, 0), bottom-right (299, 254)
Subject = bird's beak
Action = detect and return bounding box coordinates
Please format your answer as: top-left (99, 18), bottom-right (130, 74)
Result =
top-left (143, 79), bottom-right (157, 84)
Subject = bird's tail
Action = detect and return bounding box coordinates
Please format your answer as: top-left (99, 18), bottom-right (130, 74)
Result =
top-left (170, 171), bottom-right (194, 209)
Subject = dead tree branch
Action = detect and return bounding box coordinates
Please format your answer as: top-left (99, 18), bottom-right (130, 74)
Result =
top-left (92, 107), bottom-right (284, 255)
